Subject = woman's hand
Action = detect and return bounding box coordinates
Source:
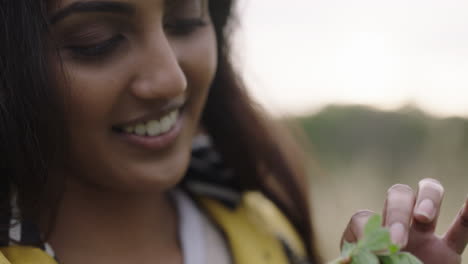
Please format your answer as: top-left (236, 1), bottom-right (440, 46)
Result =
top-left (341, 178), bottom-right (468, 264)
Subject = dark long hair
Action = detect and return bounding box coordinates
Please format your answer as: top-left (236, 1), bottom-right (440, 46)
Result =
top-left (0, 0), bottom-right (320, 262)
top-left (0, 0), bottom-right (65, 243)
top-left (206, 1), bottom-right (320, 261)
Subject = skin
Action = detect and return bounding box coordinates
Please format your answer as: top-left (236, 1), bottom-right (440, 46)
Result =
top-left (342, 178), bottom-right (468, 264)
top-left (43, 1), bottom-right (467, 263)
top-left (46, 0), bottom-right (217, 263)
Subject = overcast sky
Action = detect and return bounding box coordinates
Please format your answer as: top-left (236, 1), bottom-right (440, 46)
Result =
top-left (234, 0), bottom-right (468, 117)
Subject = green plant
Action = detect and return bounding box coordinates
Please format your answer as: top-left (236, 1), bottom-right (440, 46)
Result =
top-left (329, 215), bottom-right (422, 264)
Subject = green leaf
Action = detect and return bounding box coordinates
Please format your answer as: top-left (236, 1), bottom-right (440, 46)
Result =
top-left (364, 214), bottom-right (382, 236)
top-left (328, 214), bottom-right (423, 264)
top-left (359, 228), bottom-right (392, 252)
top-left (359, 214), bottom-right (393, 252)
top-left (350, 250), bottom-right (379, 264)
top-left (388, 244), bottom-right (400, 254)
top-left (379, 255), bottom-right (399, 264)
top-left (328, 258), bottom-right (346, 264)
top-left (341, 241), bottom-right (356, 258)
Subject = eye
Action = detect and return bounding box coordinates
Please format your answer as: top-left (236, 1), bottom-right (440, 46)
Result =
top-left (164, 18), bottom-right (207, 36)
top-left (65, 35), bottom-right (125, 58)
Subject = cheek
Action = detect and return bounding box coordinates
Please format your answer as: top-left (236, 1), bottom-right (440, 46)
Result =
top-left (58, 62), bottom-right (131, 179)
top-left (63, 63), bottom-right (131, 125)
top-left (176, 26), bottom-right (218, 101)
top-left (182, 30), bottom-right (217, 132)
top-left (52, 26), bottom-right (218, 191)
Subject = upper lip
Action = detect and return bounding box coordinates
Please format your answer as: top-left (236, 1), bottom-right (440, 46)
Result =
top-left (113, 97), bottom-right (186, 128)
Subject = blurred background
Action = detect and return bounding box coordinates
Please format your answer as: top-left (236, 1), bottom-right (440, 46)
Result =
top-left (233, 0), bottom-right (468, 262)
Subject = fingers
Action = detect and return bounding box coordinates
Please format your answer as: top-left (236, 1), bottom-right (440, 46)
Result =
top-left (383, 184), bottom-right (415, 247)
top-left (443, 196), bottom-right (468, 255)
top-left (341, 210), bottom-right (375, 246)
top-left (341, 179), bottom-right (463, 257)
top-left (412, 178), bottom-right (445, 232)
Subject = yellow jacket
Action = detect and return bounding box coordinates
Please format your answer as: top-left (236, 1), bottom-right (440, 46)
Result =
top-left (0, 192), bottom-right (308, 264)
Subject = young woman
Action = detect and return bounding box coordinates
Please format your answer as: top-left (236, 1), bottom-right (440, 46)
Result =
top-left (0, 0), bottom-right (466, 263)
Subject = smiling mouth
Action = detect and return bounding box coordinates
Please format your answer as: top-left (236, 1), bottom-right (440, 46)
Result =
top-left (113, 109), bottom-right (180, 137)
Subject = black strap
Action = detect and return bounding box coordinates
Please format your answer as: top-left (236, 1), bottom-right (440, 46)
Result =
top-left (0, 205), bottom-right (10, 246)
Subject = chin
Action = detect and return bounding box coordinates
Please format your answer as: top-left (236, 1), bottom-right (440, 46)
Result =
top-left (125, 161), bottom-right (189, 193)
top-left (108, 146), bottom-right (192, 193)
top-left (65, 146), bottom-right (191, 195)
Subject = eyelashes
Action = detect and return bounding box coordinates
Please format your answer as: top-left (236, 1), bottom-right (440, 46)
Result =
top-left (66, 34), bottom-right (125, 58)
top-left (65, 18), bottom-right (207, 59)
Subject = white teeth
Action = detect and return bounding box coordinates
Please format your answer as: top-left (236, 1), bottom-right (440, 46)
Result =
top-left (121, 110), bottom-right (179, 137)
top-left (134, 123), bottom-right (146, 136)
top-left (170, 110), bottom-right (178, 122)
top-left (160, 116), bottom-right (171, 133)
top-left (146, 120), bottom-right (161, 136)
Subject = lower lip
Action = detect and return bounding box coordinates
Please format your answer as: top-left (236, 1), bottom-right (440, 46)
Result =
top-left (115, 113), bottom-right (184, 151)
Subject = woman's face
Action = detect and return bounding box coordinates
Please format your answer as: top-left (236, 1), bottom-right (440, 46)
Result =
top-left (49, 0), bottom-right (217, 192)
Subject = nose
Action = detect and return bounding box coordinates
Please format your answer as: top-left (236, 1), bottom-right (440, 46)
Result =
top-left (129, 28), bottom-right (187, 100)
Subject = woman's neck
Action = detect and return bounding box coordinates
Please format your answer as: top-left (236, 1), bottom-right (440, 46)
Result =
top-left (47, 180), bottom-right (182, 264)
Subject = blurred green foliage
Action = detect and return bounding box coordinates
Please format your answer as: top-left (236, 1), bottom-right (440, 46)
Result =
top-left (291, 104), bottom-right (468, 179)
top-left (289, 104), bottom-right (468, 263)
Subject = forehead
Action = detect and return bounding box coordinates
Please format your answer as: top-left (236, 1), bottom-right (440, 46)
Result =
top-left (51, 0), bottom-right (199, 10)
top-left (49, 0), bottom-right (205, 23)
top-left (53, 0), bottom-right (158, 7)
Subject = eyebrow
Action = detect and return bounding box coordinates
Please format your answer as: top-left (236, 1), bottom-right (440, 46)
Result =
top-left (50, 1), bottom-right (136, 24)
top-left (165, 0), bottom-right (206, 17)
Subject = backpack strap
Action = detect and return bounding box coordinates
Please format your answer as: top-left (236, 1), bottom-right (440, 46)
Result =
top-left (197, 191), bottom-right (309, 264)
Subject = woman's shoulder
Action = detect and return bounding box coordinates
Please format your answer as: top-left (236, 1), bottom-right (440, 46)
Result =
top-left (183, 134), bottom-right (311, 264)
top-left (182, 175), bottom-right (309, 264)
top-left (0, 245), bottom-right (57, 264)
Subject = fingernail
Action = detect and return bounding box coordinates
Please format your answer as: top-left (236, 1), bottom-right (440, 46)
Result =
top-left (390, 222), bottom-right (407, 246)
top-left (415, 199), bottom-right (436, 221)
